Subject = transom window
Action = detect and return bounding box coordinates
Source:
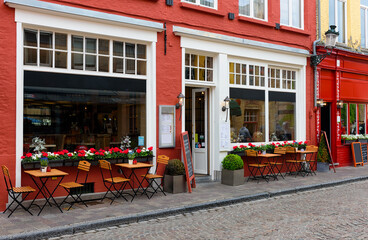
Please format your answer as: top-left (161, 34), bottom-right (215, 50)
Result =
top-left (329, 0), bottom-right (346, 43)
top-left (239, 0), bottom-right (266, 20)
top-left (185, 54), bottom-right (213, 82)
top-left (280, 0), bottom-right (302, 28)
top-left (361, 0), bottom-right (368, 48)
top-left (23, 29), bottom-right (147, 76)
top-left (268, 67), bottom-right (296, 90)
top-left (182, 0), bottom-right (216, 8)
top-left (229, 62), bottom-right (265, 87)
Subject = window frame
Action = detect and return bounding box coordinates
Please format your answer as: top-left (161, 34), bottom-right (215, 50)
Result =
top-left (280, 0), bottom-right (304, 29)
top-left (343, 103), bottom-right (368, 135)
top-left (330, 0), bottom-right (347, 44)
top-left (239, 0), bottom-right (268, 21)
top-left (182, 0), bottom-right (218, 10)
top-left (185, 53), bottom-right (214, 83)
top-left (361, 2), bottom-right (368, 48)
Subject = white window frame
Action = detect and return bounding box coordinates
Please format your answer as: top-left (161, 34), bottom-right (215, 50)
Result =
top-left (330, 0), bottom-right (347, 44)
top-left (182, 0), bottom-right (218, 10)
top-left (239, 0), bottom-right (268, 21)
top-left (361, 3), bottom-right (368, 48)
top-left (280, 0), bottom-right (304, 29)
top-left (185, 52), bottom-right (214, 82)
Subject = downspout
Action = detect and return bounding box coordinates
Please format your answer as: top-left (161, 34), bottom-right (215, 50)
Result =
top-left (314, 0), bottom-right (322, 107)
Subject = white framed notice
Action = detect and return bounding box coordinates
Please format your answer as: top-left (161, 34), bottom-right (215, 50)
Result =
top-left (220, 123), bottom-right (230, 150)
top-left (159, 105), bottom-right (176, 148)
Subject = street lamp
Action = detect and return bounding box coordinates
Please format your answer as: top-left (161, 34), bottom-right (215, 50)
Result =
top-left (311, 25), bottom-right (339, 66)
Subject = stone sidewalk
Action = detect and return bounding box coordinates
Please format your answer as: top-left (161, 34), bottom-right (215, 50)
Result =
top-left (1, 166), bottom-right (368, 240)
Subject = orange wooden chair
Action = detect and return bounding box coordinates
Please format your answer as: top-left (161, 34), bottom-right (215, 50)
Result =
top-left (268, 147), bottom-right (286, 179)
top-left (60, 160), bottom-right (91, 210)
top-left (141, 155), bottom-right (169, 199)
top-left (285, 146), bottom-right (304, 177)
top-left (305, 145), bottom-right (319, 175)
top-left (99, 160), bottom-right (130, 204)
top-left (245, 150), bottom-right (269, 183)
top-left (2, 165), bottom-right (38, 217)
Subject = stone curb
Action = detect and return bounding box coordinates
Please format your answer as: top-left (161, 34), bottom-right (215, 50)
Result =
top-left (3, 175), bottom-right (368, 240)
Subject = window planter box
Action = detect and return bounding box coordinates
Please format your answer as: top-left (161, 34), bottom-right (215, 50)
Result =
top-left (22, 161), bottom-right (40, 170)
top-left (135, 156), bottom-right (154, 162)
top-left (227, 151), bottom-right (246, 157)
top-left (342, 140), bottom-right (356, 145)
top-left (358, 139), bottom-right (368, 143)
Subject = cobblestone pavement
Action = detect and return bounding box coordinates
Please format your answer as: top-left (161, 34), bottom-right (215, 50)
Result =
top-left (52, 180), bottom-right (368, 240)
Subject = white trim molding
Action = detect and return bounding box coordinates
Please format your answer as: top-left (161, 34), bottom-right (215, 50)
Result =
top-left (5, 0), bottom-right (164, 32)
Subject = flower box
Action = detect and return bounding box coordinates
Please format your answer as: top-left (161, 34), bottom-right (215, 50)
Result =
top-left (227, 151), bottom-right (246, 157)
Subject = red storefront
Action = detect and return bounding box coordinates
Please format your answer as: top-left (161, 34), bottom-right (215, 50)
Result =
top-left (317, 46), bottom-right (368, 167)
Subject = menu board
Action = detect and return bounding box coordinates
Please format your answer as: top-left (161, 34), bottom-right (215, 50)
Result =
top-left (159, 106), bottom-right (176, 148)
top-left (351, 142), bottom-right (364, 167)
top-left (362, 144), bottom-right (367, 163)
top-left (180, 132), bottom-right (196, 193)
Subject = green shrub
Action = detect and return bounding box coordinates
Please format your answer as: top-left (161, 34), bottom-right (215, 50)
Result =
top-left (222, 154), bottom-right (243, 170)
top-left (167, 159), bottom-right (185, 175)
top-left (317, 135), bottom-right (330, 163)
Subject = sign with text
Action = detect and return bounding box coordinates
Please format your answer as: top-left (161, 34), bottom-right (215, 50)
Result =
top-left (180, 131), bottom-right (196, 193)
top-left (351, 142), bottom-right (364, 167)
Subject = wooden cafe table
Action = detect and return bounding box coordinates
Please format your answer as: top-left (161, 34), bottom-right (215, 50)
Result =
top-left (115, 163), bottom-right (153, 201)
top-left (24, 169), bottom-right (68, 216)
top-left (295, 150), bottom-right (317, 176)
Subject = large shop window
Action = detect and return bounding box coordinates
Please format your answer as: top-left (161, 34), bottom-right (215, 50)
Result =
top-left (341, 103), bottom-right (366, 135)
top-left (239, 0), bottom-right (266, 20)
top-left (23, 71), bottom-right (146, 153)
top-left (229, 62), bottom-right (297, 143)
top-left (24, 29), bottom-right (147, 76)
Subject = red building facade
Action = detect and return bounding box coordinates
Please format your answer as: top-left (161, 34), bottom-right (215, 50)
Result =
top-left (0, 0), bottom-right (316, 210)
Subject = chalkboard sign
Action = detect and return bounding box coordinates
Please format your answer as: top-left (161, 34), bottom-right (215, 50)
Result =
top-left (362, 144), bottom-right (367, 163)
top-left (180, 132), bottom-right (196, 193)
top-left (351, 142), bottom-right (364, 167)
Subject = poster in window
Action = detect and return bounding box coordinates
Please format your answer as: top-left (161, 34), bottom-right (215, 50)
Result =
top-left (159, 105), bottom-right (176, 148)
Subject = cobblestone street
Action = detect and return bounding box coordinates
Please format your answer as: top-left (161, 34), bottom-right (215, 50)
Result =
top-left (54, 180), bottom-right (368, 240)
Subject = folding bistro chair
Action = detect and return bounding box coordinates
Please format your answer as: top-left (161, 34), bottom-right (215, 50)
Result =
top-left (268, 147), bottom-right (286, 180)
top-left (99, 160), bottom-right (130, 204)
top-left (60, 160), bottom-right (91, 211)
top-left (305, 145), bottom-right (319, 175)
top-left (245, 150), bottom-right (269, 183)
top-left (285, 146), bottom-right (304, 177)
top-left (2, 165), bottom-right (38, 217)
top-left (141, 155), bottom-right (169, 199)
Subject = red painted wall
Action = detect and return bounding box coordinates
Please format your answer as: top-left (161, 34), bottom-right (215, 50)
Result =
top-left (0, 4), bottom-right (16, 211)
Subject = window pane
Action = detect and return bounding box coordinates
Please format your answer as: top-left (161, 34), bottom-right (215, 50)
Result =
top-left (280, 0), bottom-right (289, 25)
top-left (191, 67), bottom-right (198, 80)
top-left (55, 33), bottom-right (67, 50)
top-left (239, 0), bottom-right (250, 16)
top-left (329, 0), bottom-right (335, 25)
top-left (207, 57), bottom-right (213, 68)
top-left (126, 43), bottom-right (135, 58)
top-left (359, 104), bottom-right (366, 134)
top-left (55, 51), bottom-right (67, 68)
top-left (137, 44), bottom-right (146, 59)
top-left (207, 70), bottom-right (213, 82)
top-left (199, 56), bottom-right (205, 68)
top-left (40, 31), bottom-right (52, 49)
top-left (185, 54), bottom-right (190, 65)
top-left (229, 62), bottom-right (235, 73)
top-left (337, 0), bottom-right (345, 42)
top-left (113, 41), bottom-right (124, 57)
top-left (185, 67), bottom-right (190, 79)
top-left (363, 0), bottom-right (368, 6)
top-left (269, 100), bottom-right (295, 141)
top-left (113, 58), bottom-right (124, 73)
top-left (40, 50), bottom-right (52, 67)
top-left (191, 54), bottom-right (198, 67)
top-left (254, 0), bottom-right (265, 19)
top-left (99, 56), bottom-right (109, 72)
top-left (292, 0), bottom-right (300, 28)
top-left (200, 0), bottom-right (214, 7)
top-left (85, 55), bottom-right (96, 71)
top-left (230, 98), bottom-right (265, 143)
top-left (229, 73), bottom-right (235, 84)
top-left (86, 38), bottom-right (96, 54)
top-left (24, 48), bottom-right (37, 65)
top-left (72, 36), bottom-right (83, 52)
top-left (341, 103), bottom-right (347, 134)
top-left (99, 39), bottom-right (109, 55)
top-left (24, 29), bottom-right (37, 47)
top-left (361, 8), bottom-right (366, 48)
top-left (199, 69), bottom-right (205, 81)
top-left (126, 59), bottom-right (135, 74)
top-left (137, 60), bottom-right (146, 75)
top-left (72, 53), bottom-right (83, 70)
top-left (350, 104), bottom-right (357, 134)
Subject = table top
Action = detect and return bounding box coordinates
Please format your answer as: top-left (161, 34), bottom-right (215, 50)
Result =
top-left (247, 153), bottom-right (281, 158)
top-left (296, 150), bottom-right (316, 154)
top-left (24, 169), bottom-right (69, 178)
top-left (116, 162), bottom-right (153, 169)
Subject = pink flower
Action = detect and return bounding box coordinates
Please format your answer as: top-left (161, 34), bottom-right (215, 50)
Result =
top-left (148, 146), bottom-right (153, 151)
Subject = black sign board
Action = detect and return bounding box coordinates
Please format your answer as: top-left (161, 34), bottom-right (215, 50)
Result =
top-left (351, 142), bottom-right (364, 167)
top-left (362, 144), bottom-right (368, 163)
top-left (180, 132), bottom-right (196, 193)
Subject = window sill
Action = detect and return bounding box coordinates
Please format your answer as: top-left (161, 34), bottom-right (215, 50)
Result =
top-left (179, 2), bottom-right (226, 17)
top-left (237, 16), bottom-right (274, 28)
top-left (279, 25), bottom-right (310, 36)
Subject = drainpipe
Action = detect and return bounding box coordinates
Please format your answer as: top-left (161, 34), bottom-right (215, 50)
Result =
top-left (314, 0), bottom-right (322, 107)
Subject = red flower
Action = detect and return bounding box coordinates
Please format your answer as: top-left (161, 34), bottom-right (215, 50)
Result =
top-left (67, 153), bottom-right (73, 157)
top-left (63, 149), bottom-right (69, 154)
top-left (271, 143), bottom-right (276, 146)
top-left (239, 145), bottom-right (244, 148)
top-left (42, 152), bottom-right (48, 157)
top-left (26, 153), bottom-right (32, 158)
top-left (148, 146), bottom-right (153, 151)
top-left (123, 149), bottom-right (129, 154)
top-left (298, 141), bottom-right (303, 145)
top-left (233, 146), bottom-right (237, 150)
top-left (136, 149), bottom-right (142, 154)
top-left (90, 148), bottom-right (96, 153)
top-left (21, 156), bottom-right (25, 159)
top-left (304, 141), bottom-right (308, 144)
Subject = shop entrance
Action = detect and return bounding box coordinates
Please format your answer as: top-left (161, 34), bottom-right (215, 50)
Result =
top-left (320, 103), bottom-right (331, 144)
top-left (185, 87), bottom-right (208, 175)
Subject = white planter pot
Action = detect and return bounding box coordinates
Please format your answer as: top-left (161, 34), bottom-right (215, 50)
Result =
top-left (128, 159), bottom-right (133, 165)
top-left (40, 166), bottom-right (47, 173)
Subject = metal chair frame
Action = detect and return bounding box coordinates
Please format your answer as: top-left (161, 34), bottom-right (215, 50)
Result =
top-left (141, 155), bottom-right (169, 199)
top-left (285, 146), bottom-right (305, 177)
top-left (268, 147), bottom-right (286, 180)
top-left (305, 145), bottom-right (319, 176)
top-left (245, 150), bottom-right (269, 183)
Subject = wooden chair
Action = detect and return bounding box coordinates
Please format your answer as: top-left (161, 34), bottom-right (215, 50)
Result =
top-left (60, 160), bottom-right (91, 211)
top-left (268, 147), bottom-right (286, 179)
top-left (285, 146), bottom-right (304, 177)
top-left (2, 165), bottom-right (38, 217)
top-left (305, 145), bottom-right (319, 175)
top-left (245, 150), bottom-right (269, 183)
top-left (141, 155), bottom-right (169, 199)
top-left (99, 160), bottom-right (130, 204)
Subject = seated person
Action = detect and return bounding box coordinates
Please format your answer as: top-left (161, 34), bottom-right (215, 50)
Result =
top-left (239, 124), bottom-right (252, 142)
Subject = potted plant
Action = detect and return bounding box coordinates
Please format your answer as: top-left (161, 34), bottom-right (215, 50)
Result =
top-left (358, 134), bottom-right (368, 143)
top-left (297, 141), bottom-right (308, 151)
top-left (128, 151), bottom-right (135, 165)
top-left (341, 134), bottom-right (357, 144)
top-left (164, 159), bottom-right (187, 194)
top-left (40, 158), bottom-right (48, 173)
top-left (317, 136), bottom-right (330, 172)
top-left (221, 154), bottom-right (244, 186)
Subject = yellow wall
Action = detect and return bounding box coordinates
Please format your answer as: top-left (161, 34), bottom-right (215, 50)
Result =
top-left (320, 0), bottom-right (361, 49)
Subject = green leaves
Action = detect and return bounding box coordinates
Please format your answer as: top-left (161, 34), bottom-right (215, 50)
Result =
top-left (222, 154), bottom-right (243, 170)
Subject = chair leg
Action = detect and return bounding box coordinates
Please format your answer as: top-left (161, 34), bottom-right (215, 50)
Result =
top-left (147, 179), bottom-right (166, 199)
top-left (4, 192), bottom-right (33, 217)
